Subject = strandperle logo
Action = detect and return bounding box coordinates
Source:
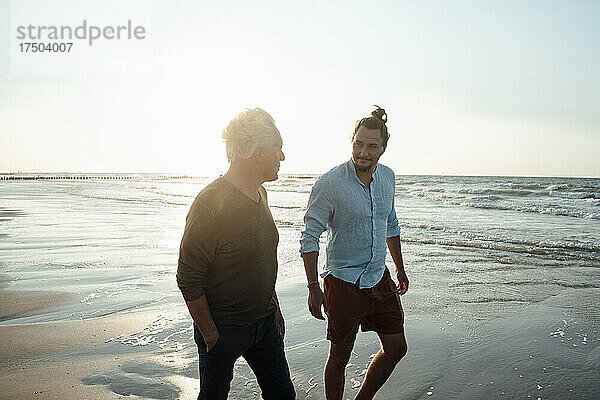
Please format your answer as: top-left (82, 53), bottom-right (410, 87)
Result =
top-left (16, 20), bottom-right (146, 46)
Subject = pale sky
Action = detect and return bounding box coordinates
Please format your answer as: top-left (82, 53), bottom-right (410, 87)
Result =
top-left (1, 0), bottom-right (599, 177)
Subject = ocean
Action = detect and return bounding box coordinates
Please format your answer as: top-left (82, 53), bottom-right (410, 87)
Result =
top-left (1, 173), bottom-right (599, 399)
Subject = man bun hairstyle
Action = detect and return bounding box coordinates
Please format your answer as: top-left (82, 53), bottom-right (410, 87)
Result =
top-left (352, 105), bottom-right (390, 148)
top-left (371, 106), bottom-right (387, 122)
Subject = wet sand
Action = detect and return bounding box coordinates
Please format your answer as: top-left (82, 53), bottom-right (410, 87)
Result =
top-left (1, 307), bottom-right (159, 366)
top-left (1, 280), bottom-right (599, 399)
top-left (0, 286), bottom-right (165, 399)
top-left (0, 355), bottom-right (141, 399)
top-left (0, 290), bottom-right (73, 321)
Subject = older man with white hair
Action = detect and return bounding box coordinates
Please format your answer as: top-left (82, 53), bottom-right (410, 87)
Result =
top-left (177, 108), bottom-right (295, 400)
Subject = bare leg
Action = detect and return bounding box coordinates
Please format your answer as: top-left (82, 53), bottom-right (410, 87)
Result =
top-left (354, 332), bottom-right (407, 400)
top-left (324, 341), bottom-right (355, 400)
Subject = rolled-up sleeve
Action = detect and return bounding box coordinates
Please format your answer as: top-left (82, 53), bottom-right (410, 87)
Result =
top-left (176, 203), bottom-right (219, 302)
top-left (300, 178), bottom-right (334, 254)
top-left (386, 193), bottom-right (401, 238)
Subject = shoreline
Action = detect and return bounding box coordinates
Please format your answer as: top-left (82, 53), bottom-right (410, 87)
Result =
top-left (0, 309), bottom-right (161, 370)
top-left (0, 278), bottom-right (598, 399)
top-left (0, 289), bottom-right (74, 322)
top-left (0, 285), bottom-right (169, 398)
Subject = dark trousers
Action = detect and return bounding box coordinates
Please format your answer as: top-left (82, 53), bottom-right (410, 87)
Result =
top-left (194, 312), bottom-right (296, 400)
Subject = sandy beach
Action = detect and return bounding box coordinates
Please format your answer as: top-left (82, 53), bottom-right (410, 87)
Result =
top-left (1, 277), bottom-right (599, 399)
top-left (0, 287), bottom-right (169, 399)
top-left (0, 289), bottom-right (73, 322)
top-left (1, 176), bottom-right (599, 399)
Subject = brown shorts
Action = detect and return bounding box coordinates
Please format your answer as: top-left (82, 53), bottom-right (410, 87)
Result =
top-left (324, 268), bottom-right (404, 345)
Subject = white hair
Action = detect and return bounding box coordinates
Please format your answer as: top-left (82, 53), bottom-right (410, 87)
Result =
top-left (222, 108), bottom-right (281, 162)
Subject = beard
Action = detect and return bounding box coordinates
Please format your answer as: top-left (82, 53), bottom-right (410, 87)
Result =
top-left (355, 164), bottom-right (373, 172)
top-left (354, 157), bottom-right (375, 172)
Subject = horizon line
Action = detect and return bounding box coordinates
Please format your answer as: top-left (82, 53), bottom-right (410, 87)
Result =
top-left (1, 171), bottom-right (599, 179)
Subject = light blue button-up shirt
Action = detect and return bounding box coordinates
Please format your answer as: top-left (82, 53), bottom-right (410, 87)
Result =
top-left (300, 159), bottom-right (401, 289)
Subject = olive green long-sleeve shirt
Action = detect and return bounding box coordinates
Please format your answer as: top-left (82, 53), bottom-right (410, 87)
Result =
top-left (177, 178), bottom-right (277, 326)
